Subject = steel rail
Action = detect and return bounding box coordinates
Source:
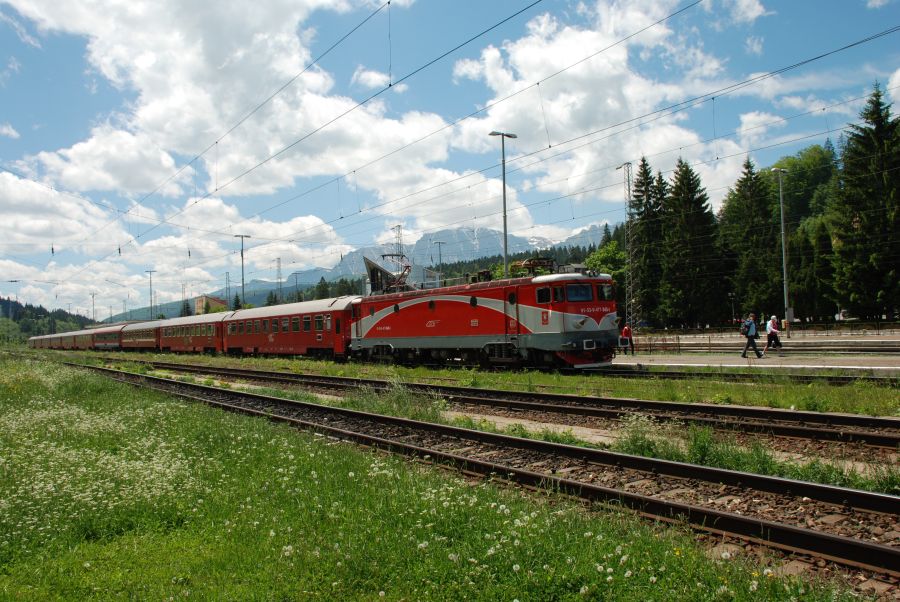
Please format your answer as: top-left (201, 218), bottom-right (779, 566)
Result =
top-left (130, 359), bottom-right (900, 448)
top-left (74, 362), bottom-right (900, 576)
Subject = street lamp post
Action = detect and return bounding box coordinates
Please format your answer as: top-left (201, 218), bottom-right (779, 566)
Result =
top-left (145, 270), bottom-right (156, 319)
top-left (489, 131), bottom-right (517, 278)
top-left (234, 234), bottom-right (251, 306)
top-left (772, 168), bottom-right (790, 338)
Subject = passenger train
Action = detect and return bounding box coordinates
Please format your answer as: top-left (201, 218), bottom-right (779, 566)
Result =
top-left (28, 272), bottom-right (619, 369)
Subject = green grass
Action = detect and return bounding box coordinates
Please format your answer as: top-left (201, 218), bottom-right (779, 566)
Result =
top-left (62, 349), bottom-right (899, 417)
top-left (0, 357), bottom-right (856, 600)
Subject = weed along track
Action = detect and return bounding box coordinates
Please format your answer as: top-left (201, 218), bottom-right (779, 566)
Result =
top-left (73, 363), bottom-right (900, 583)
top-left (104, 358), bottom-right (900, 450)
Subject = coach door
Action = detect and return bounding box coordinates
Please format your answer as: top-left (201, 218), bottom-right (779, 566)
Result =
top-left (504, 286), bottom-right (521, 339)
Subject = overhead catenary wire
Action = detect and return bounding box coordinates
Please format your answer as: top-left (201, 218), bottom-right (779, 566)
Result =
top-left (15, 16), bottom-right (900, 309)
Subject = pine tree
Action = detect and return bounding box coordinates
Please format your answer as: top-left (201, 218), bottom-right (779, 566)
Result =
top-left (630, 158), bottom-right (663, 326)
top-left (315, 277), bottom-right (330, 300)
top-left (265, 290), bottom-right (278, 306)
top-left (658, 158), bottom-right (720, 327)
top-left (600, 224), bottom-right (612, 246)
top-left (179, 299), bottom-right (193, 317)
top-left (232, 294), bottom-right (242, 311)
top-left (718, 157), bottom-right (780, 316)
top-left (829, 84), bottom-right (900, 318)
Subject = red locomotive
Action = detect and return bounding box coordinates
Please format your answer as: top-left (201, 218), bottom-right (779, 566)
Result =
top-left (28, 272), bottom-right (618, 369)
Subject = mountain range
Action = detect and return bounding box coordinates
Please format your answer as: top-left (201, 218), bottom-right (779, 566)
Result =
top-left (108, 224), bottom-right (609, 322)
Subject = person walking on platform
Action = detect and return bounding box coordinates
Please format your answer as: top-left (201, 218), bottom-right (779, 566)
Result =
top-left (621, 323), bottom-right (635, 355)
top-left (740, 312), bottom-right (764, 359)
top-left (764, 315), bottom-right (783, 355)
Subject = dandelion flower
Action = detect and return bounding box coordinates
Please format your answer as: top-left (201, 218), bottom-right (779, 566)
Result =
top-left (579, 585), bottom-right (589, 595)
top-left (513, 564), bottom-right (520, 572)
top-left (750, 581), bottom-right (758, 592)
top-left (624, 570), bottom-right (632, 578)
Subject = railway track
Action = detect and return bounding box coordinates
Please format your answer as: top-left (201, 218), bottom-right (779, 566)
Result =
top-left (70, 362), bottom-right (900, 582)
top-left (588, 366), bottom-right (898, 386)
top-left (111, 358), bottom-right (900, 449)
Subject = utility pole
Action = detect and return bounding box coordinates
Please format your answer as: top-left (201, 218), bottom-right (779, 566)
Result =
top-left (276, 257), bottom-right (283, 302)
top-left (772, 168), bottom-right (791, 338)
top-left (91, 292), bottom-right (96, 324)
top-left (489, 131), bottom-right (517, 278)
top-left (433, 240), bottom-right (445, 287)
top-left (294, 273), bottom-right (300, 302)
top-left (145, 269), bottom-right (156, 319)
top-left (234, 235), bottom-right (251, 306)
top-left (225, 272), bottom-right (231, 303)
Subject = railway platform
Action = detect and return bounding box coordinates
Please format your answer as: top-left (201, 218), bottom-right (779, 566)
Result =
top-left (612, 352), bottom-right (900, 376)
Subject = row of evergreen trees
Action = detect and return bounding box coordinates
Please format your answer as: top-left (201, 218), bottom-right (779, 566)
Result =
top-left (616, 85), bottom-right (898, 327)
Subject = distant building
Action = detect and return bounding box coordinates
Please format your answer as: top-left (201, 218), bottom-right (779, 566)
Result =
top-left (194, 295), bottom-right (227, 315)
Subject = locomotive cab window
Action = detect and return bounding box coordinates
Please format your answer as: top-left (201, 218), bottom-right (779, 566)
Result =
top-left (566, 283), bottom-right (593, 302)
top-left (597, 284), bottom-right (615, 301)
top-left (507, 292), bottom-right (516, 305)
top-left (553, 286), bottom-right (564, 302)
top-left (536, 287), bottom-right (551, 304)
top-left (470, 296), bottom-right (478, 307)
top-left (369, 307), bottom-right (375, 317)
top-left (335, 318), bottom-right (341, 334)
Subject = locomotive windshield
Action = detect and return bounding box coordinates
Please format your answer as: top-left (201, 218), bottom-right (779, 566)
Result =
top-left (597, 284), bottom-right (615, 301)
top-left (566, 283), bottom-right (593, 302)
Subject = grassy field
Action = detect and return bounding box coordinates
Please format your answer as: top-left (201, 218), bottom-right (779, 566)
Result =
top-left (0, 356), bottom-right (859, 600)
top-left (68, 350), bottom-right (900, 417)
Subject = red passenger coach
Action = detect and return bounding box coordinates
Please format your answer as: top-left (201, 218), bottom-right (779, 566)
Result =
top-left (122, 320), bottom-right (164, 351)
top-left (350, 273), bottom-right (618, 368)
top-left (160, 313), bottom-right (233, 353)
top-left (92, 325), bottom-right (126, 350)
top-left (223, 297), bottom-right (356, 358)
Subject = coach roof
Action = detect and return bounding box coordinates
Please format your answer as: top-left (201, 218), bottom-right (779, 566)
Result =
top-left (226, 296), bottom-right (360, 321)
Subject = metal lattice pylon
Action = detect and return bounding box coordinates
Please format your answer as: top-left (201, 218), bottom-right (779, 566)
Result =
top-left (619, 162), bottom-right (641, 330)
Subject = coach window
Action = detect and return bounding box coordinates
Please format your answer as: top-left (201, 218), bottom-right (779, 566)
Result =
top-left (238, 322), bottom-right (244, 334)
top-left (272, 319), bottom-right (280, 333)
top-left (566, 283), bottom-right (593, 302)
top-left (536, 287), bottom-right (551, 304)
top-left (282, 318), bottom-right (290, 332)
top-left (325, 314), bottom-right (332, 331)
top-left (553, 286), bottom-right (564, 302)
top-left (291, 317), bottom-right (300, 332)
top-left (246, 321), bottom-right (253, 333)
top-left (303, 316), bottom-right (311, 332)
top-left (335, 318), bottom-right (341, 334)
top-left (262, 319), bottom-right (269, 333)
top-left (314, 315), bottom-right (323, 331)
top-left (254, 320), bottom-right (261, 333)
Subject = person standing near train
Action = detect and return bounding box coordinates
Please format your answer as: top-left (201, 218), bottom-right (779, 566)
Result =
top-left (764, 315), bottom-right (782, 355)
top-left (740, 312), bottom-right (764, 359)
top-left (621, 322), bottom-right (634, 355)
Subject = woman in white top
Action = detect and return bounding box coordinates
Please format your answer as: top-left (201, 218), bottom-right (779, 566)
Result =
top-left (764, 315), bottom-right (782, 353)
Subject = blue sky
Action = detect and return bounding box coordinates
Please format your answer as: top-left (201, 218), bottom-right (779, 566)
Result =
top-left (1, 0), bottom-right (899, 318)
